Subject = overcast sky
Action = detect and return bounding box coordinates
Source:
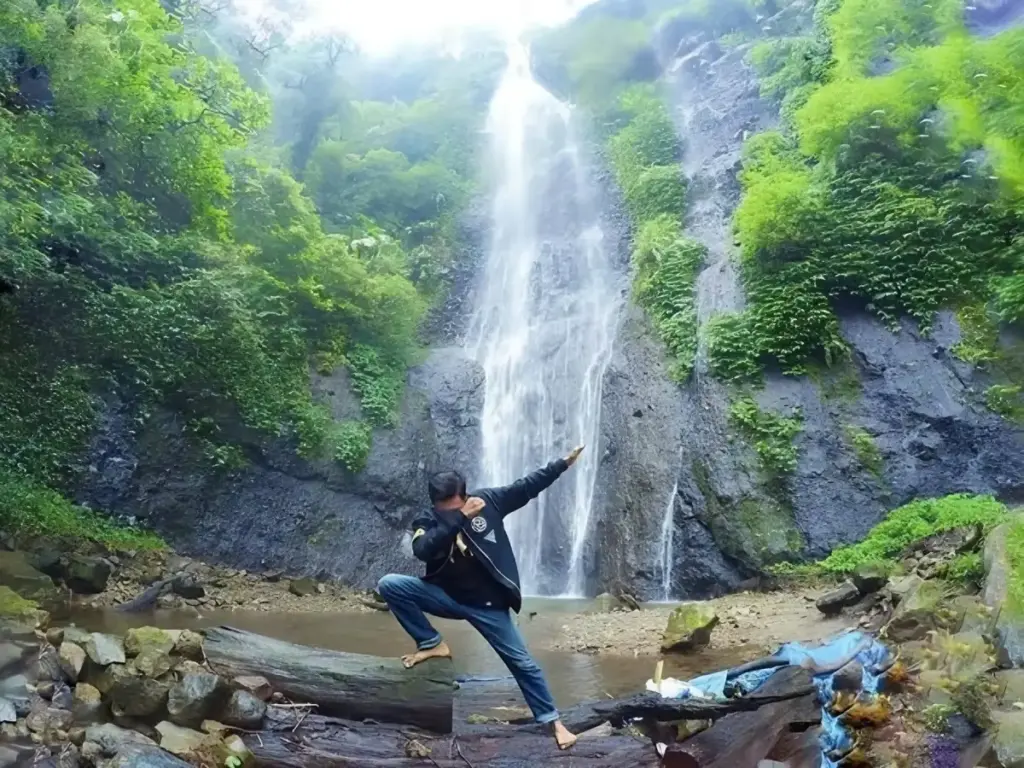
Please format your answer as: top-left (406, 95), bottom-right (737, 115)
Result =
top-left (239, 0), bottom-right (595, 55)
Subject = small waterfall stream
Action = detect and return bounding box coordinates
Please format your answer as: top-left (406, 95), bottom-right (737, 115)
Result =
top-left (656, 479), bottom-right (678, 601)
top-left (466, 40), bottom-right (623, 597)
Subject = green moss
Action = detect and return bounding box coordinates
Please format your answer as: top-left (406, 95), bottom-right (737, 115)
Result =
top-left (817, 494), bottom-right (1008, 574)
top-left (942, 552), bottom-right (984, 586)
top-left (807, 361), bottom-right (862, 403)
top-left (0, 586), bottom-right (40, 621)
top-left (985, 384), bottom-right (1024, 422)
top-left (842, 424), bottom-right (883, 475)
top-left (728, 397), bottom-right (802, 477)
top-left (1006, 518), bottom-right (1024, 614)
top-left (0, 471), bottom-right (164, 552)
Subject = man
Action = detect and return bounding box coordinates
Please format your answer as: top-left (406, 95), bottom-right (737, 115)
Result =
top-left (377, 445), bottom-right (585, 750)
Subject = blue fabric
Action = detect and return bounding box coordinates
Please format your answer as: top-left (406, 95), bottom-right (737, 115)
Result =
top-left (728, 667), bottom-right (776, 696)
top-left (377, 573), bottom-right (559, 724)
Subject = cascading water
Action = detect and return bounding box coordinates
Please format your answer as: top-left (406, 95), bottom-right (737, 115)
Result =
top-left (466, 40), bottom-right (623, 597)
top-left (656, 480), bottom-right (678, 601)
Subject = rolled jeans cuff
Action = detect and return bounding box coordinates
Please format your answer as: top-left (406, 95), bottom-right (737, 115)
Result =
top-left (417, 634), bottom-right (443, 651)
top-left (535, 710), bottom-right (559, 725)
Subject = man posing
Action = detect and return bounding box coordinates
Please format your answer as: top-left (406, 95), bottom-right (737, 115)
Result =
top-left (377, 446), bottom-right (585, 750)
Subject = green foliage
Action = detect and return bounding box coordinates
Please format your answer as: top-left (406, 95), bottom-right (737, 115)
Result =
top-left (842, 424), bottom-right (883, 475)
top-left (728, 398), bottom-right (802, 476)
top-left (705, 313), bottom-right (762, 383)
top-left (985, 384), bottom-right (1024, 422)
top-left (922, 703), bottom-right (956, 733)
top-left (953, 305), bottom-right (1001, 364)
top-left (1007, 518), bottom-right (1024, 614)
top-left (816, 494), bottom-right (1008, 573)
top-left (943, 552), bottom-right (984, 586)
top-left (632, 218), bottom-right (705, 380)
top-left (0, 470), bottom-right (163, 551)
top-left (330, 421), bottom-right (373, 473)
top-left (346, 344), bottom-right (406, 428)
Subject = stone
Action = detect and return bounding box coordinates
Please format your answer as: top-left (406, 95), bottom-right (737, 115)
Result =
top-left (174, 659), bottom-right (204, 676)
top-left (64, 626), bottom-right (92, 646)
top-left (59, 641), bottom-right (87, 683)
top-left (133, 648), bottom-right (173, 679)
top-left (56, 742), bottom-right (80, 768)
top-left (37, 681), bottom-right (55, 700)
top-left (109, 674), bottom-right (170, 718)
top-left (38, 643), bottom-right (64, 682)
top-left (87, 662), bottom-right (133, 696)
top-left (124, 628), bottom-right (176, 658)
top-left (85, 633), bottom-right (126, 666)
top-left (26, 706), bottom-right (73, 734)
top-left (851, 563), bottom-right (888, 595)
top-left (886, 578), bottom-right (952, 643)
top-left (816, 582), bottom-right (861, 615)
top-left (0, 586), bottom-right (46, 633)
top-left (220, 689), bottom-right (267, 729)
top-left (200, 720), bottom-right (229, 736)
top-left (592, 593), bottom-right (625, 612)
top-left (1001, 670), bottom-right (1024, 705)
top-left (80, 741), bottom-right (104, 764)
top-left (233, 675), bottom-right (272, 701)
top-left (171, 574), bottom-right (205, 600)
top-left (662, 602), bottom-right (719, 652)
top-left (68, 727), bottom-right (86, 746)
top-left (223, 734), bottom-right (251, 765)
top-left (995, 710), bottom-right (1024, 767)
top-left (167, 673), bottom-right (229, 727)
top-left (985, 519), bottom-right (1024, 667)
top-left (0, 551), bottom-right (60, 604)
top-left (0, 698), bottom-right (15, 723)
top-left (106, 745), bottom-right (193, 768)
top-left (72, 683), bottom-right (104, 723)
top-left (45, 627), bottom-right (65, 646)
top-left (85, 723), bottom-right (157, 755)
top-left (154, 721), bottom-right (214, 758)
top-left (288, 578), bottom-right (317, 597)
top-left (173, 630), bottom-right (204, 661)
top-left (52, 681), bottom-right (74, 709)
top-left (28, 547), bottom-right (64, 579)
top-left (64, 556), bottom-right (113, 595)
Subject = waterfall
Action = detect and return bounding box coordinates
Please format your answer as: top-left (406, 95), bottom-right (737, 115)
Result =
top-left (465, 40), bottom-right (622, 597)
top-left (656, 480), bottom-right (678, 601)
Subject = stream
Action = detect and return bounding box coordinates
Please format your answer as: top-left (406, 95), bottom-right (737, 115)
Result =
top-left (64, 597), bottom-right (754, 709)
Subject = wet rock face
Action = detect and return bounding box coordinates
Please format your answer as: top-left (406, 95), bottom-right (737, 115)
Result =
top-left (76, 349), bottom-right (484, 590)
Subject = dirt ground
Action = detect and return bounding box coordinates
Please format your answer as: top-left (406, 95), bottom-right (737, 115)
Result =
top-left (542, 586), bottom-right (857, 657)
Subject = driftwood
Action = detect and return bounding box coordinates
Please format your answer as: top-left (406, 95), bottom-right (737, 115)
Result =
top-left (246, 712), bottom-right (660, 768)
top-left (204, 626), bottom-right (455, 733)
top-left (663, 668), bottom-right (821, 768)
top-left (115, 576), bottom-right (175, 613)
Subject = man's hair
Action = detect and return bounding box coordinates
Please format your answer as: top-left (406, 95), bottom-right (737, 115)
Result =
top-left (428, 470), bottom-right (467, 504)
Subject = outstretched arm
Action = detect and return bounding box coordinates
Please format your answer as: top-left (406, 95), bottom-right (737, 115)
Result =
top-left (489, 446), bottom-right (585, 517)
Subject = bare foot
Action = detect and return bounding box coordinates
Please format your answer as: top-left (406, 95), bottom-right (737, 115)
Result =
top-left (552, 720), bottom-right (576, 750)
top-left (401, 641), bottom-right (452, 668)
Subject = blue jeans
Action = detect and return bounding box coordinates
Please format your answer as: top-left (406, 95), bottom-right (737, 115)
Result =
top-left (377, 574), bottom-right (559, 724)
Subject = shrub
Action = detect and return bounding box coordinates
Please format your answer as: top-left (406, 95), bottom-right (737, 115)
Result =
top-left (729, 397), bottom-right (802, 476)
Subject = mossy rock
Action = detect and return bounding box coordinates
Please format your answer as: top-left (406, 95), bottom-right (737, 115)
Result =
top-left (984, 517), bottom-right (1024, 666)
top-left (662, 602), bottom-right (719, 653)
top-left (125, 627), bottom-right (176, 657)
top-left (0, 551), bottom-right (61, 605)
top-left (0, 585), bottom-right (46, 627)
top-left (885, 579), bottom-right (954, 643)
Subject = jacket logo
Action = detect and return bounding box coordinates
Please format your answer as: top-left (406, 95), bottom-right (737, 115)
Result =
top-left (471, 516), bottom-right (488, 533)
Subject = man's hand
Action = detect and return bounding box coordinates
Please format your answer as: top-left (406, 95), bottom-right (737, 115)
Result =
top-left (460, 496), bottom-right (485, 519)
top-left (565, 445), bottom-right (585, 466)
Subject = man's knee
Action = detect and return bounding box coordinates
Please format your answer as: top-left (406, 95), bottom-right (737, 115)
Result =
top-left (377, 573), bottom-right (405, 599)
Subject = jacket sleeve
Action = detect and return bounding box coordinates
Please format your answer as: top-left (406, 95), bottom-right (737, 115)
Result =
top-left (486, 459), bottom-right (570, 518)
top-left (410, 513), bottom-right (460, 563)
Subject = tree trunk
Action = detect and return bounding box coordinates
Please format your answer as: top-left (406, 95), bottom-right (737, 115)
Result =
top-left (203, 626), bottom-right (455, 733)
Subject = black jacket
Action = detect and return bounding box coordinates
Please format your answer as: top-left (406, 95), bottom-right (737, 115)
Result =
top-left (410, 459), bottom-right (569, 613)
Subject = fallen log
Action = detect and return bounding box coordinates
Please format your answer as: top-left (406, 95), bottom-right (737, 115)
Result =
top-left (203, 626), bottom-right (454, 733)
top-left (115, 576), bottom-right (175, 612)
top-left (537, 666), bottom-right (816, 733)
top-left (663, 668), bottom-right (821, 768)
top-left (246, 712), bottom-right (660, 768)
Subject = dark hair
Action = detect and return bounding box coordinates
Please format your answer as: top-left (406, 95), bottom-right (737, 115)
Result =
top-left (428, 470), bottom-right (467, 504)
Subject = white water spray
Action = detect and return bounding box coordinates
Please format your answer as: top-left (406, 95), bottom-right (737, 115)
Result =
top-left (656, 481), bottom-right (678, 601)
top-left (466, 40), bottom-right (622, 597)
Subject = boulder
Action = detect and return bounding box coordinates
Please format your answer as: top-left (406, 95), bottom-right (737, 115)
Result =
top-left (592, 593), bottom-right (625, 613)
top-left (995, 710), bottom-right (1024, 768)
top-left (64, 626), bottom-right (92, 645)
top-left (72, 683), bottom-right (105, 723)
top-left (662, 602), bottom-right (719, 652)
top-left (58, 641), bottom-right (87, 683)
top-left (815, 582), bottom-right (861, 615)
top-left (52, 681), bottom-right (74, 709)
top-left (45, 627), bottom-right (64, 646)
top-left (171, 574), bottom-right (205, 600)
top-left (85, 633), bottom-right (126, 666)
top-left (68, 727), bottom-right (86, 746)
top-left (109, 674), bottom-right (171, 718)
top-left (38, 643), bottom-right (64, 683)
top-left (85, 723), bottom-right (157, 755)
top-left (0, 698), bottom-right (16, 724)
top-left (87, 662), bottom-right (133, 696)
top-left (167, 673), bottom-right (229, 727)
top-left (851, 563), bottom-right (888, 595)
top-left (106, 744), bottom-right (194, 768)
top-left (885, 579), bottom-right (953, 643)
top-left (124, 628), bottom-right (176, 658)
top-left (0, 586), bottom-right (47, 632)
top-left (134, 648), bottom-right (173, 679)
top-left (0, 551), bottom-right (60, 604)
top-left (26, 706), bottom-right (73, 734)
top-left (233, 675), bottom-right (272, 701)
top-left (288, 578), bottom-right (317, 597)
top-left (28, 547), bottom-right (64, 579)
top-left (173, 630), bottom-right (204, 661)
top-left (985, 519), bottom-right (1024, 666)
top-left (64, 556), bottom-right (113, 594)
top-left (155, 721), bottom-right (215, 758)
top-left (220, 689), bottom-right (266, 729)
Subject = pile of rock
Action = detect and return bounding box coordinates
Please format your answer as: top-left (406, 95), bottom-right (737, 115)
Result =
top-left (9, 624), bottom-right (282, 767)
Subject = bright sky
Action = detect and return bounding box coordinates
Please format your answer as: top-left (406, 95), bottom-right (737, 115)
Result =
top-left (242, 0), bottom-right (595, 55)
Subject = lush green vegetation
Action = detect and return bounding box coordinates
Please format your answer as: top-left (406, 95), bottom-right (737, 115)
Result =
top-left (713, 0), bottom-right (1024, 389)
top-left (0, 0), bottom-right (497, 536)
top-left (1007, 518), bottom-right (1024, 613)
top-left (842, 424), bottom-right (883, 475)
top-left (812, 494), bottom-right (1008, 574)
top-left (728, 397), bottom-right (802, 477)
